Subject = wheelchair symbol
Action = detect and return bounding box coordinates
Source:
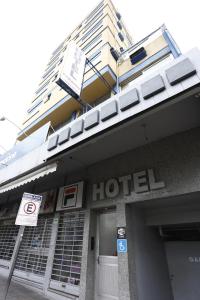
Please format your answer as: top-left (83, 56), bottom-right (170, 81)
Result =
top-left (117, 239), bottom-right (127, 253)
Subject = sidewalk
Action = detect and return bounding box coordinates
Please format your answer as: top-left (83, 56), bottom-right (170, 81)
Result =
top-left (0, 276), bottom-right (49, 300)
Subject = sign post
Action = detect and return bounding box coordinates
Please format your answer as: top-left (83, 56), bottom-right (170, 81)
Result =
top-left (2, 192), bottom-right (42, 300)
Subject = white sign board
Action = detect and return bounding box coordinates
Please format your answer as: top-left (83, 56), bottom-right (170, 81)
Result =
top-left (56, 41), bottom-right (86, 99)
top-left (56, 181), bottom-right (84, 211)
top-left (15, 193), bottom-right (42, 226)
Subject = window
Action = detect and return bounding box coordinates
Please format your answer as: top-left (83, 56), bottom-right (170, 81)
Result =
top-left (118, 32), bottom-right (124, 42)
top-left (43, 64), bottom-right (57, 79)
top-left (83, 11), bottom-right (104, 33)
top-left (44, 93), bottom-right (52, 103)
top-left (41, 70), bottom-right (54, 83)
top-left (82, 34), bottom-right (102, 53)
top-left (48, 51), bottom-right (61, 68)
top-left (52, 41), bottom-right (65, 57)
top-left (58, 58), bottom-right (63, 65)
top-left (36, 79), bottom-right (51, 95)
top-left (85, 1), bottom-right (104, 23)
top-left (117, 21), bottom-right (122, 30)
top-left (32, 88), bottom-right (48, 103)
top-left (39, 71), bottom-right (56, 87)
top-left (116, 12), bottom-right (121, 20)
top-left (81, 20), bottom-right (103, 42)
top-left (27, 98), bottom-right (43, 114)
top-left (85, 52), bottom-right (101, 73)
top-left (52, 73), bottom-right (58, 82)
top-left (74, 34), bottom-right (80, 41)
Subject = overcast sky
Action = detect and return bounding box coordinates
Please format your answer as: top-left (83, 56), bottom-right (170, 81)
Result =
top-left (0, 0), bottom-right (199, 154)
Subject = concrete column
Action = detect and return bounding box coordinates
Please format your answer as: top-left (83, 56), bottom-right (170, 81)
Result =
top-left (126, 205), bottom-right (173, 300)
top-left (43, 213), bottom-right (59, 294)
top-left (116, 203), bottom-right (132, 300)
top-left (79, 209), bottom-right (95, 300)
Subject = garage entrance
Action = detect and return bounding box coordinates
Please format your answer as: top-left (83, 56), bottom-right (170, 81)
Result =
top-left (163, 224), bottom-right (200, 300)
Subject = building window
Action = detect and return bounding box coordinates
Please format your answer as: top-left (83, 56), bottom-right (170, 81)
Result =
top-left (36, 79), bottom-right (51, 95)
top-left (52, 73), bottom-right (58, 82)
top-left (116, 12), bottom-right (121, 20)
top-left (48, 52), bottom-right (61, 68)
top-left (117, 21), bottom-right (122, 30)
top-left (51, 211), bottom-right (85, 286)
top-left (74, 34), bottom-right (79, 41)
top-left (85, 52), bottom-right (101, 73)
top-left (85, 1), bottom-right (104, 24)
top-left (82, 34), bottom-right (102, 53)
top-left (52, 41), bottom-right (65, 57)
top-left (118, 32), bottom-right (124, 42)
top-left (83, 11), bottom-right (104, 33)
top-left (43, 64), bottom-right (57, 79)
top-left (58, 58), bottom-right (63, 65)
top-left (27, 98), bottom-right (43, 114)
top-left (81, 20), bottom-right (103, 42)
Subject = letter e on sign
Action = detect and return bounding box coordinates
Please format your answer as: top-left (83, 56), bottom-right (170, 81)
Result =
top-left (24, 202), bottom-right (36, 214)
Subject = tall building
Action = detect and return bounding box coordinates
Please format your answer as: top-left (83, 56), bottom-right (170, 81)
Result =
top-left (19, 0), bottom-right (132, 139)
top-left (18, 0), bottom-right (172, 140)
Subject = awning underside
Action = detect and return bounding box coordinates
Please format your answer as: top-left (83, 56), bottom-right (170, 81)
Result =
top-left (0, 163), bottom-right (57, 194)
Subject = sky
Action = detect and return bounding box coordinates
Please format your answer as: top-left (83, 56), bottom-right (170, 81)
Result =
top-left (0, 0), bottom-right (199, 154)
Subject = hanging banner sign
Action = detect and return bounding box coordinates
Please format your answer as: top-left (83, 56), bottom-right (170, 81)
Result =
top-left (56, 41), bottom-right (86, 100)
top-left (15, 192), bottom-right (42, 226)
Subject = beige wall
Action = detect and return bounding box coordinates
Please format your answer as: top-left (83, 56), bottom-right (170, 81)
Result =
top-left (19, 1), bottom-right (170, 142)
top-left (119, 35), bottom-right (168, 78)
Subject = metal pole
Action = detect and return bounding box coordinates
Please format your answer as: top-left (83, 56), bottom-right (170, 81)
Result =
top-left (86, 58), bottom-right (117, 95)
top-left (4, 117), bottom-right (28, 138)
top-left (76, 96), bottom-right (93, 110)
top-left (2, 225), bottom-right (25, 300)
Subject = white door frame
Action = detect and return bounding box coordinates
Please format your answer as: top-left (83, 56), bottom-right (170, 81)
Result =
top-left (94, 209), bottom-right (118, 300)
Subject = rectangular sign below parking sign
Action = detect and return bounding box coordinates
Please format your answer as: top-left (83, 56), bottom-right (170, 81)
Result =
top-left (15, 193), bottom-right (42, 226)
top-left (117, 239), bottom-right (127, 253)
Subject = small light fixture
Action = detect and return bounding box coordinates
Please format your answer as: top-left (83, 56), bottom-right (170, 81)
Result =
top-left (0, 116), bottom-right (28, 138)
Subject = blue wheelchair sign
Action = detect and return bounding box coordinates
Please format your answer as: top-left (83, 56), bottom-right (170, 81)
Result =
top-left (117, 239), bottom-right (127, 253)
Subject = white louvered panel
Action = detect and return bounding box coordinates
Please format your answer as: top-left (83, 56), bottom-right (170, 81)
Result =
top-left (15, 216), bottom-right (53, 277)
top-left (51, 211), bottom-right (84, 292)
top-left (97, 256), bottom-right (118, 300)
top-left (0, 220), bottom-right (19, 262)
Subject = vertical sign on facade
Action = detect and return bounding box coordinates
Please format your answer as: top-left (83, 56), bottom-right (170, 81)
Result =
top-left (56, 41), bottom-right (86, 100)
top-left (15, 192), bottom-right (42, 226)
top-left (117, 227), bottom-right (127, 253)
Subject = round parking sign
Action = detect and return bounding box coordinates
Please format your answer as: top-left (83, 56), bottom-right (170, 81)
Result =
top-left (24, 202), bottom-right (36, 214)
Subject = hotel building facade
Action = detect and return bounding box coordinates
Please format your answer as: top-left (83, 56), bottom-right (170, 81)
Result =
top-left (0, 1), bottom-right (200, 300)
